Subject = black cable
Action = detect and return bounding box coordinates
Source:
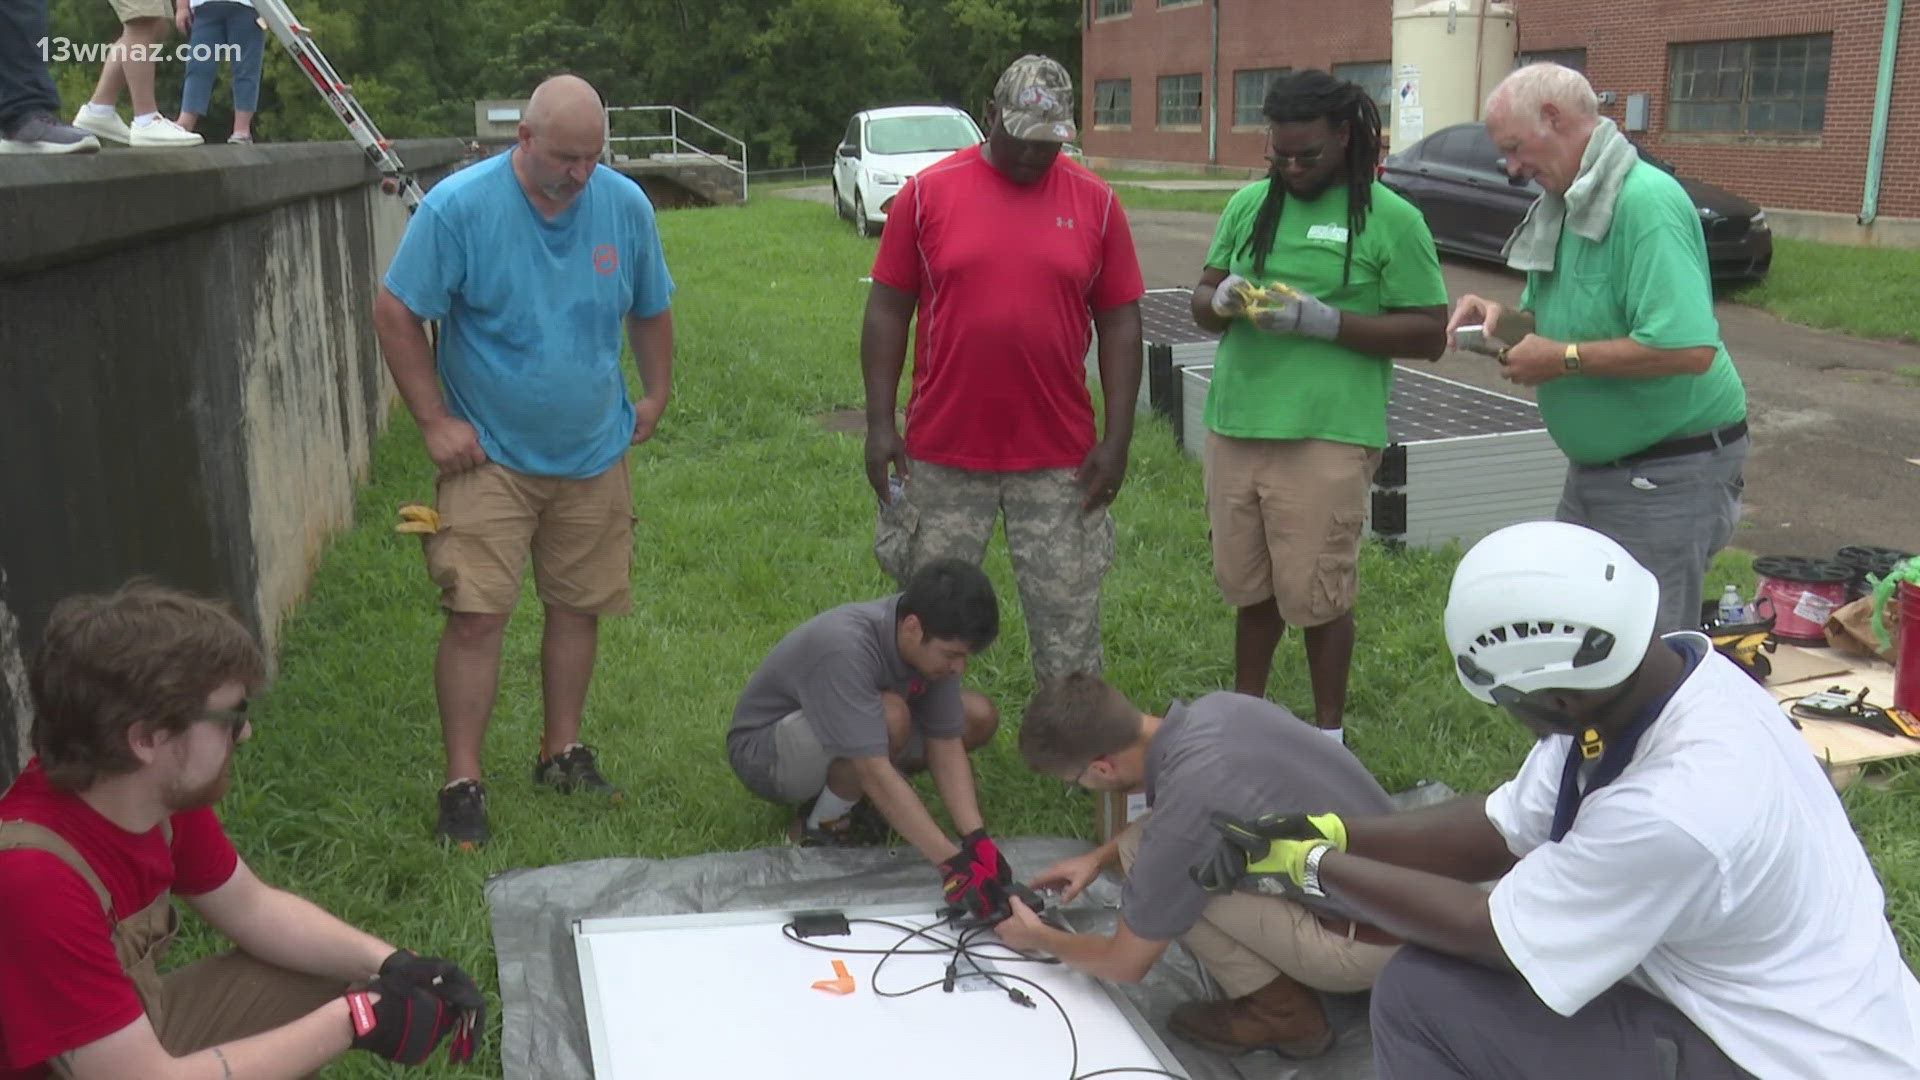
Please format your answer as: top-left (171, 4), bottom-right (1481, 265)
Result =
top-left (782, 913), bottom-right (1186, 1080)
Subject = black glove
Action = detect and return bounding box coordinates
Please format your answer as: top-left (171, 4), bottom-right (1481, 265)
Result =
top-left (940, 829), bottom-right (1013, 920)
top-left (379, 949), bottom-right (485, 1062)
top-left (346, 976), bottom-right (469, 1066)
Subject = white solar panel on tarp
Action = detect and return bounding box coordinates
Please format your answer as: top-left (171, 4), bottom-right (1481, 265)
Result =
top-left (573, 903), bottom-right (1189, 1080)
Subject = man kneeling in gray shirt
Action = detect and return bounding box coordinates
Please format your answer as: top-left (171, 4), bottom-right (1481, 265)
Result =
top-left (728, 560), bottom-right (1012, 917)
top-left (996, 673), bottom-right (1400, 1058)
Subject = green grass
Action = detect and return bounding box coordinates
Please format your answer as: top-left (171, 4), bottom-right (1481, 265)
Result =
top-left (1095, 167), bottom-right (1260, 183)
top-left (176, 196), bottom-right (1917, 1076)
top-left (1109, 184), bottom-right (1240, 216)
top-left (1731, 236), bottom-right (1920, 343)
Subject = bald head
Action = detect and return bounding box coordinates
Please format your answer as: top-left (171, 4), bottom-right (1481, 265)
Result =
top-left (523, 74), bottom-right (605, 139)
top-left (515, 75), bottom-right (606, 209)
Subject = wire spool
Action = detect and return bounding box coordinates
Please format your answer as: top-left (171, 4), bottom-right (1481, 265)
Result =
top-left (1835, 545), bottom-right (1915, 601)
top-left (1753, 556), bottom-right (1853, 645)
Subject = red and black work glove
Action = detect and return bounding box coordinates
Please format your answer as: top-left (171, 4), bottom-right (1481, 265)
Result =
top-left (345, 976), bottom-right (469, 1066)
top-left (940, 829), bottom-right (1013, 920)
top-left (378, 949), bottom-right (485, 1063)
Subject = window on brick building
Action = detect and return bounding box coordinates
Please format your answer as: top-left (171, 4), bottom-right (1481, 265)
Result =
top-left (1157, 0), bottom-right (1202, 7)
top-left (1234, 68), bottom-right (1289, 127)
top-left (1669, 34), bottom-right (1830, 134)
top-left (1158, 74), bottom-right (1203, 127)
top-left (1094, 79), bottom-right (1132, 127)
top-left (1333, 60), bottom-right (1393, 130)
top-left (1095, 0), bottom-right (1132, 18)
top-left (1518, 48), bottom-right (1587, 73)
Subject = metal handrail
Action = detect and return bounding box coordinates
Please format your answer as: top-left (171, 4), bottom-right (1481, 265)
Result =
top-left (603, 105), bottom-right (748, 203)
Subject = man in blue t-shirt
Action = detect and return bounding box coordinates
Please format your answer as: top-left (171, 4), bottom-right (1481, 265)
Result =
top-left (373, 74), bottom-right (676, 848)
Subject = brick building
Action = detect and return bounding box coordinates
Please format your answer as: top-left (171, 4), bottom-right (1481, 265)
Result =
top-left (1081, 0), bottom-right (1918, 235)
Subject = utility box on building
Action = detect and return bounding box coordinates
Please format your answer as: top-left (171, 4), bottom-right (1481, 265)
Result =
top-left (1390, 0), bottom-right (1517, 147)
top-left (474, 99), bottom-right (530, 140)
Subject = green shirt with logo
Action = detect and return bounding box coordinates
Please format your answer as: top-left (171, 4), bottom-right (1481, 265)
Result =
top-left (1203, 180), bottom-right (1448, 447)
top-left (1521, 161), bottom-right (1747, 465)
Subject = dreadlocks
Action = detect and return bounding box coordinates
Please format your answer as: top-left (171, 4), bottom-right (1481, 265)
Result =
top-left (1240, 69), bottom-right (1383, 284)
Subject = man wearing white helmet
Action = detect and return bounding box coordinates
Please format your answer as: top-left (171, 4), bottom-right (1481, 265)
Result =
top-left (1191, 521), bottom-right (1920, 1079)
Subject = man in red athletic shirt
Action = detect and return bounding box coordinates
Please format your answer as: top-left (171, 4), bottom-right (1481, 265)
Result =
top-left (0, 583), bottom-right (483, 1079)
top-left (862, 53), bottom-right (1146, 683)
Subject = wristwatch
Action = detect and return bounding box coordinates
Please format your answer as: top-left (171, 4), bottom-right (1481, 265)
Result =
top-left (1300, 841), bottom-right (1333, 898)
top-left (1563, 342), bottom-right (1583, 373)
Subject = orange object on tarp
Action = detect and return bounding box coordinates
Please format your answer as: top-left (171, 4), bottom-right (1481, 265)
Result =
top-left (811, 959), bottom-right (855, 995)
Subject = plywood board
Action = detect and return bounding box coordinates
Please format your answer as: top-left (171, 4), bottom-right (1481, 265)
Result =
top-left (1762, 644), bottom-right (1853, 687)
top-left (573, 904), bottom-right (1189, 1080)
top-left (1765, 648), bottom-right (1919, 773)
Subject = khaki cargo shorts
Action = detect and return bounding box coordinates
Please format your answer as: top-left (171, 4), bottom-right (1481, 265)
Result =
top-left (1204, 434), bottom-right (1380, 627)
top-left (109, 0), bottom-right (170, 22)
top-left (422, 457), bottom-right (636, 615)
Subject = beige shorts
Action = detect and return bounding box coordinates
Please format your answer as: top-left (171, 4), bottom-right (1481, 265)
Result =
top-left (109, 0), bottom-right (170, 22)
top-left (1204, 434), bottom-right (1381, 626)
top-left (423, 458), bottom-right (635, 615)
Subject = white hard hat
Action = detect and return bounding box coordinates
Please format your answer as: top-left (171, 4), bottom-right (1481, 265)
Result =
top-left (1444, 522), bottom-right (1659, 704)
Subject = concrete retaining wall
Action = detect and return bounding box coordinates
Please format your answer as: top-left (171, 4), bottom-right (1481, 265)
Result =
top-left (0, 139), bottom-right (465, 785)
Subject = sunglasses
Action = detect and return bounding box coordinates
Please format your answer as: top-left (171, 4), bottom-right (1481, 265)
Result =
top-left (1267, 146), bottom-right (1329, 168)
top-left (200, 699), bottom-right (251, 742)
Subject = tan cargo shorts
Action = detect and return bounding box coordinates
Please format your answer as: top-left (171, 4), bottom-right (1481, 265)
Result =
top-left (109, 0), bottom-right (170, 22)
top-left (1204, 434), bottom-right (1380, 627)
top-left (422, 457), bottom-right (636, 615)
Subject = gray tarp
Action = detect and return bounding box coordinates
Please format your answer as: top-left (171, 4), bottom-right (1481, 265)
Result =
top-left (485, 784), bottom-right (1456, 1080)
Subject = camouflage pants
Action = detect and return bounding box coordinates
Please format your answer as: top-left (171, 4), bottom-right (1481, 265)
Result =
top-left (875, 459), bottom-right (1114, 681)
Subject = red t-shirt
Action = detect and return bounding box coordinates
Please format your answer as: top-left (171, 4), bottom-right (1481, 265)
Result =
top-left (0, 760), bottom-right (239, 1078)
top-left (871, 146), bottom-right (1146, 471)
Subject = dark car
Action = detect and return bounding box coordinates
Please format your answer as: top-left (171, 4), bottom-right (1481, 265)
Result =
top-left (1381, 122), bottom-right (1772, 283)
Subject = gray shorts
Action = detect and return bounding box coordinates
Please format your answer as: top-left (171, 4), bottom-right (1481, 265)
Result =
top-left (729, 711), bottom-right (924, 806)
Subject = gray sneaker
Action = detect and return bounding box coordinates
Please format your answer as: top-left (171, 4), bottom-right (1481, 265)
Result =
top-left (0, 113), bottom-right (101, 155)
top-left (532, 743), bottom-right (623, 801)
top-left (436, 778), bottom-right (490, 850)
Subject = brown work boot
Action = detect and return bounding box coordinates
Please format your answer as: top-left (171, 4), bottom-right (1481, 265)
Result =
top-left (1169, 973), bottom-right (1334, 1058)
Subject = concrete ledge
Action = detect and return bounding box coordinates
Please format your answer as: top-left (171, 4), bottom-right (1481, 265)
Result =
top-left (1761, 207), bottom-right (1920, 251)
top-left (0, 138), bottom-right (467, 277)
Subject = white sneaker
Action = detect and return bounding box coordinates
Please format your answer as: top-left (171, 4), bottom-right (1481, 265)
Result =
top-left (71, 107), bottom-right (131, 145)
top-left (129, 117), bottom-right (204, 148)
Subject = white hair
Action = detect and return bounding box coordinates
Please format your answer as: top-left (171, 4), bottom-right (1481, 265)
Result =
top-left (1488, 63), bottom-right (1599, 127)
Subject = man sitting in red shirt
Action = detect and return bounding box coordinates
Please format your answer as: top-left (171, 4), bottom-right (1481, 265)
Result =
top-left (0, 582), bottom-right (483, 1079)
top-left (863, 53), bottom-right (1146, 685)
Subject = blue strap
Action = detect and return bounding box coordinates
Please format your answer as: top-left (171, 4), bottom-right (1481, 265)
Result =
top-left (1550, 639), bottom-right (1703, 842)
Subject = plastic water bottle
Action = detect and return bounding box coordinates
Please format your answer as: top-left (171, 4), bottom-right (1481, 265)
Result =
top-left (1718, 585), bottom-right (1748, 626)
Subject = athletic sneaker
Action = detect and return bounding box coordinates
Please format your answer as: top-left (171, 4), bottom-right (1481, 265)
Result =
top-left (0, 113), bottom-right (101, 154)
top-left (436, 779), bottom-right (490, 850)
top-left (70, 106), bottom-right (130, 144)
top-left (533, 743), bottom-right (623, 800)
top-left (128, 116), bottom-right (203, 148)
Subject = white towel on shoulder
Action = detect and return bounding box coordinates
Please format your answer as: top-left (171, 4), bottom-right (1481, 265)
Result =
top-left (1501, 118), bottom-right (1642, 273)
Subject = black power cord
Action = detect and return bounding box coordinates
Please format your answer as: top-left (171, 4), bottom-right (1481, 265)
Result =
top-left (783, 913), bottom-right (1186, 1080)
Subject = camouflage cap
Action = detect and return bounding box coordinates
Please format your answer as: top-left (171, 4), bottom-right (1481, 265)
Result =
top-left (993, 54), bottom-right (1078, 143)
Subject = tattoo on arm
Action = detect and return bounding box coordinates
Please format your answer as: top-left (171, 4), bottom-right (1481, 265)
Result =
top-left (212, 1046), bottom-right (233, 1080)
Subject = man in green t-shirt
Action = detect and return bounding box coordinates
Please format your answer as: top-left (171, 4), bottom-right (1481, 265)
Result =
top-left (1189, 70), bottom-right (1448, 744)
top-left (1450, 63), bottom-right (1749, 634)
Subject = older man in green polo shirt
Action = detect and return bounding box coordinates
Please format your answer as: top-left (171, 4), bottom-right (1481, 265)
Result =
top-left (1449, 62), bottom-right (1750, 634)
